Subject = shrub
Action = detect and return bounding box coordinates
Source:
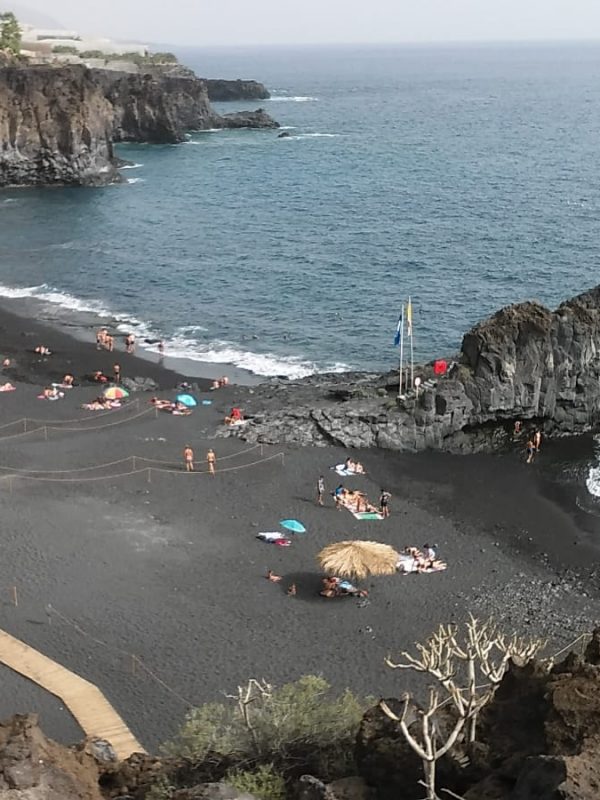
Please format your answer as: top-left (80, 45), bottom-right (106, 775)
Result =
top-left (225, 764), bottom-right (285, 800)
top-left (52, 45), bottom-right (79, 55)
top-left (164, 676), bottom-right (370, 780)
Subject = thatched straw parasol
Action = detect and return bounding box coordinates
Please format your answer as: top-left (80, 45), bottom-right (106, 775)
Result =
top-left (317, 540), bottom-right (400, 580)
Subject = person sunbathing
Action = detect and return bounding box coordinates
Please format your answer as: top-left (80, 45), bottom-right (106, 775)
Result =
top-left (62, 374), bottom-right (74, 387)
top-left (320, 576), bottom-right (340, 597)
top-left (354, 461), bottom-right (365, 474)
top-left (320, 576), bottom-right (367, 598)
top-left (92, 370), bottom-right (108, 383)
top-left (172, 402), bottom-right (192, 416)
top-left (150, 397), bottom-right (174, 410)
top-left (225, 407), bottom-right (244, 425)
top-left (0, 382), bottom-right (15, 392)
top-left (344, 457), bottom-right (355, 471)
top-left (34, 345), bottom-right (52, 356)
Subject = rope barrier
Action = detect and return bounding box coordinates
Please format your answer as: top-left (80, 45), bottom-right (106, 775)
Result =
top-left (23, 398), bottom-right (142, 426)
top-left (44, 406), bottom-right (155, 432)
top-left (46, 606), bottom-right (194, 709)
top-left (1, 451), bottom-right (285, 483)
top-left (0, 398), bottom-right (142, 433)
top-left (0, 444), bottom-right (263, 475)
top-left (134, 443), bottom-right (261, 466)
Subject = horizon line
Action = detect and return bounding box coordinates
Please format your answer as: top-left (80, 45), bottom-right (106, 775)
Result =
top-left (161, 36), bottom-right (600, 50)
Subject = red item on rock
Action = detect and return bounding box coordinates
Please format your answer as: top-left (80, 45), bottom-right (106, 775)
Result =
top-left (433, 359), bottom-right (447, 375)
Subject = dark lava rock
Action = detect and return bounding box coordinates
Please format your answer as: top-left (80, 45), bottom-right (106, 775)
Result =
top-left (206, 79), bottom-right (270, 101)
top-left (222, 285), bottom-right (600, 453)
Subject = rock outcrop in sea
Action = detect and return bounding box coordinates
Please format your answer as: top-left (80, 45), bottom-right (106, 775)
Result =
top-left (0, 66), bottom-right (278, 187)
top-left (227, 285), bottom-right (600, 452)
top-left (205, 78), bottom-right (270, 101)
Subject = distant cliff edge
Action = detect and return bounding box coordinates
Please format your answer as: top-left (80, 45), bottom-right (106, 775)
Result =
top-left (0, 65), bottom-right (278, 188)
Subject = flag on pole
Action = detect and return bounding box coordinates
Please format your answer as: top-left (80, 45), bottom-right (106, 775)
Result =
top-left (394, 314), bottom-right (402, 346)
top-left (406, 298), bottom-right (413, 337)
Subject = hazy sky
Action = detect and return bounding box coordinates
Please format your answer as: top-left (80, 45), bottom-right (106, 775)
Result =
top-left (11, 0), bottom-right (600, 47)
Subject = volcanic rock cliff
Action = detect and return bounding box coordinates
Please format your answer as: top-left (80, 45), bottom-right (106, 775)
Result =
top-left (225, 285), bottom-right (600, 452)
top-left (0, 66), bottom-right (117, 187)
top-left (0, 66), bottom-right (278, 187)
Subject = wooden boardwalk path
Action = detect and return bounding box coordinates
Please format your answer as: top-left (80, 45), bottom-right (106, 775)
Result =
top-left (0, 627), bottom-right (145, 759)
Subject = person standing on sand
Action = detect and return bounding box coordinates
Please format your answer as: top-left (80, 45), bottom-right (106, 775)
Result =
top-left (514, 420), bottom-right (522, 436)
top-left (333, 484), bottom-right (344, 510)
top-left (317, 476), bottom-right (325, 506)
top-left (534, 429), bottom-right (543, 452)
top-left (96, 329), bottom-right (104, 350)
top-left (380, 489), bottom-right (391, 518)
top-left (207, 448), bottom-right (216, 476)
top-left (105, 334), bottom-right (114, 353)
top-left (125, 334), bottom-right (135, 354)
top-left (113, 364), bottom-right (121, 384)
top-left (183, 445), bottom-right (194, 472)
top-left (158, 340), bottom-right (165, 357)
top-left (526, 439), bottom-right (535, 464)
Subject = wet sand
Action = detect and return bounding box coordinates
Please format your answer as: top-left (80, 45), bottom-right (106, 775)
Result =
top-left (0, 305), bottom-right (598, 751)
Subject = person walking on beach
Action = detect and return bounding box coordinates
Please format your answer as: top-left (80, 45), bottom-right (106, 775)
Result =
top-left (333, 484), bottom-right (344, 510)
top-left (105, 334), bottom-right (114, 353)
top-left (125, 333), bottom-right (136, 354)
top-left (317, 475), bottom-right (325, 506)
top-left (526, 439), bottom-right (535, 464)
top-left (113, 363), bottom-right (121, 384)
top-left (183, 445), bottom-right (194, 472)
top-left (380, 489), bottom-right (391, 518)
top-left (96, 329), bottom-right (104, 350)
top-left (207, 448), bottom-right (216, 476)
top-left (158, 340), bottom-right (165, 357)
top-left (534, 429), bottom-right (543, 452)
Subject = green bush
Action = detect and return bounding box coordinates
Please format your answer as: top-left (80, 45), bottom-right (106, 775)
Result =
top-left (225, 764), bottom-right (285, 800)
top-left (164, 676), bottom-right (370, 780)
top-left (79, 49), bottom-right (106, 59)
top-left (52, 45), bottom-right (79, 55)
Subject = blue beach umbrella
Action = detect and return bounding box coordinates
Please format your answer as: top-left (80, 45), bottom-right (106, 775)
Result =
top-left (176, 393), bottom-right (198, 408)
top-left (280, 519), bottom-right (306, 534)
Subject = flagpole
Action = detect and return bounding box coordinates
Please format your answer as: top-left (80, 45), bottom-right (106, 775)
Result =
top-left (409, 295), bottom-right (414, 392)
top-left (398, 304), bottom-right (405, 397)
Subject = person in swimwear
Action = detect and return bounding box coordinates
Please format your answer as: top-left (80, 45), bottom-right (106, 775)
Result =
top-left (125, 333), bottom-right (136, 354)
top-left (526, 439), bottom-right (535, 464)
top-left (183, 445), bottom-right (194, 472)
top-left (62, 374), bottom-right (74, 387)
top-left (206, 448), bottom-right (216, 476)
top-left (113, 363), bottom-right (121, 384)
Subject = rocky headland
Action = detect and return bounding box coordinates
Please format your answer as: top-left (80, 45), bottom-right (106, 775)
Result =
top-left (226, 285), bottom-right (600, 453)
top-left (0, 65), bottom-right (278, 187)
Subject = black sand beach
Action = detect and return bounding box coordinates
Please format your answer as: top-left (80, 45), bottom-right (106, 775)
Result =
top-left (0, 305), bottom-right (598, 751)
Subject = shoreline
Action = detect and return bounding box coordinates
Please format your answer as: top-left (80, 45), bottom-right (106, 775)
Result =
top-left (0, 297), bottom-right (265, 387)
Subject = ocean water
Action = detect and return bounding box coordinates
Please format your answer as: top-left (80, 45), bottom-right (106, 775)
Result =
top-left (0, 42), bottom-right (599, 380)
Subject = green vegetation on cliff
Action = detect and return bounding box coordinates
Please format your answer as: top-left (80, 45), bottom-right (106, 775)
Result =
top-left (0, 11), bottom-right (21, 54)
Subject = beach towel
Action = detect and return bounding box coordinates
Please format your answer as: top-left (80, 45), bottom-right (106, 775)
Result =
top-left (353, 511), bottom-right (383, 520)
top-left (257, 533), bottom-right (291, 547)
top-left (332, 464), bottom-right (366, 477)
top-left (338, 494), bottom-right (383, 520)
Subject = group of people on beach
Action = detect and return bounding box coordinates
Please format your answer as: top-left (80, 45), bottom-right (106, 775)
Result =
top-left (513, 421), bottom-right (543, 463)
top-left (319, 480), bottom-right (391, 517)
top-left (183, 446), bottom-right (216, 475)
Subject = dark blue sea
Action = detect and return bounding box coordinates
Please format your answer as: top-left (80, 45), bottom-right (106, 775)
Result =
top-left (0, 42), bottom-right (599, 378)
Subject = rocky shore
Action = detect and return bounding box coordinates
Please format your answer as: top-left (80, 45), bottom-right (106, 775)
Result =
top-left (225, 285), bottom-right (600, 453)
top-left (0, 65), bottom-right (278, 187)
top-left (3, 632), bottom-right (600, 799)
